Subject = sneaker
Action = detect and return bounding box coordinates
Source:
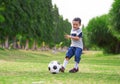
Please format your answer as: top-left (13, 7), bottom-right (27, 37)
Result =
top-left (69, 68), bottom-right (79, 73)
top-left (60, 66), bottom-right (65, 72)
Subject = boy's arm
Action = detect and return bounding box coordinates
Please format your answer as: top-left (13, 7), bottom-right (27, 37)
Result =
top-left (65, 32), bottom-right (82, 40)
top-left (64, 34), bottom-right (80, 40)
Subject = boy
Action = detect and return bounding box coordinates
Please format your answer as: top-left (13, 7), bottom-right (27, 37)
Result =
top-left (60, 17), bottom-right (83, 73)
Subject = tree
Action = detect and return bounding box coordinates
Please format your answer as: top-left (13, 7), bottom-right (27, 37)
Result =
top-left (109, 0), bottom-right (120, 40)
top-left (0, 0), bottom-right (14, 49)
top-left (109, 0), bottom-right (120, 53)
top-left (0, 0), bottom-right (71, 50)
top-left (52, 5), bottom-right (71, 47)
top-left (86, 14), bottom-right (119, 53)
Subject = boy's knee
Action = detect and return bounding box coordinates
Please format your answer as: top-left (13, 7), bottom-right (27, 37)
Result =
top-left (65, 57), bottom-right (70, 61)
top-left (75, 56), bottom-right (81, 63)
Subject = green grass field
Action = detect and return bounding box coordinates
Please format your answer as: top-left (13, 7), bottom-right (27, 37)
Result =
top-left (0, 49), bottom-right (120, 84)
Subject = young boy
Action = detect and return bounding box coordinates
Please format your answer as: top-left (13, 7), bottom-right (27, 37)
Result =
top-left (60, 17), bottom-right (83, 73)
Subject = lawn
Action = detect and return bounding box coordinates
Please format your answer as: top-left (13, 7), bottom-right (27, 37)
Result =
top-left (0, 49), bottom-right (120, 84)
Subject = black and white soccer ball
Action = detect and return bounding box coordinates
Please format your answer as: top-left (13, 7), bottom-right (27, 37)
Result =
top-left (48, 61), bottom-right (61, 74)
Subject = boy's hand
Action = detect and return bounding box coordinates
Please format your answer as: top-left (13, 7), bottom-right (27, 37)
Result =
top-left (64, 34), bottom-right (71, 39)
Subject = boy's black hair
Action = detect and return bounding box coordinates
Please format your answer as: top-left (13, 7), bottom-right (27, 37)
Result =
top-left (73, 17), bottom-right (81, 24)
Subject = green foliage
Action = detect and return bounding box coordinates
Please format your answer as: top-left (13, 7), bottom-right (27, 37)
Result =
top-left (86, 15), bottom-right (120, 53)
top-left (87, 15), bottom-right (109, 46)
top-left (109, 0), bottom-right (120, 40)
top-left (0, 0), bottom-right (71, 49)
top-left (87, 15), bottom-right (110, 47)
top-left (82, 25), bottom-right (89, 49)
top-left (0, 15), bottom-right (5, 22)
top-left (0, 2), bottom-right (5, 23)
top-left (52, 5), bottom-right (71, 47)
top-left (82, 0), bottom-right (120, 54)
top-left (55, 42), bottom-right (63, 48)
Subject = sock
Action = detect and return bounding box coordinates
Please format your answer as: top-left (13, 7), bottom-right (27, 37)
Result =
top-left (62, 59), bottom-right (68, 68)
top-left (74, 62), bottom-right (79, 69)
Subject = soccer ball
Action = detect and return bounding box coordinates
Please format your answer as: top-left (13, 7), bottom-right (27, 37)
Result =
top-left (48, 61), bottom-right (61, 74)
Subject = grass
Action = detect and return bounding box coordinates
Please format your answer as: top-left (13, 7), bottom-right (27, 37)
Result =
top-left (0, 49), bottom-right (120, 84)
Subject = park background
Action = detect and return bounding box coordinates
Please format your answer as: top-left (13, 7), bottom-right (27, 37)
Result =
top-left (0, 0), bottom-right (120, 84)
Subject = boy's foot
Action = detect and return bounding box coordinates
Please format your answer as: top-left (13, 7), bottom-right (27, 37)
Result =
top-left (60, 66), bottom-right (65, 72)
top-left (69, 68), bottom-right (79, 73)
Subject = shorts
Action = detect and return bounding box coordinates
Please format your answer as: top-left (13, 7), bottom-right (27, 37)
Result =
top-left (66, 47), bottom-right (82, 63)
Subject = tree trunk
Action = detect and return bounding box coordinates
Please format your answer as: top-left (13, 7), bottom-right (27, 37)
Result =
top-left (32, 40), bottom-right (37, 50)
top-left (25, 39), bottom-right (29, 50)
top-left (5, 36), bottom-right (9, 49)
top-left (22, 45), bottom-right (25, 49)
top-left (13, 36), bottom-right (17, 49)
top-left (115, 41), bottom-right (120, 53)
top-left (17, 41), bottom-right (21, 49)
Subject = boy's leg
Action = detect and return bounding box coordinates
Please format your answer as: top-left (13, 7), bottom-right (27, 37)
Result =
top-left (69, 48), bottom-right (82, 73)
top-left (74, 62), bottom-right (79, 69)
top-left (74, 47), bottom-right (82, 67)
top-left (62, 57), bottom-right (69, 68)
top-left (60, 58), bottom-right (69, 72)
top-left (60, 47), bottom-right (74, 72)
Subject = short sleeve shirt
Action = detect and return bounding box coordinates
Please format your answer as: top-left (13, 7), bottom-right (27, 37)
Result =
top-left (70, 28), bottom-right (83, 49)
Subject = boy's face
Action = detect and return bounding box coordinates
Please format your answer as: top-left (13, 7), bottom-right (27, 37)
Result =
top-left (72, 21), bottom-right (81, 30)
